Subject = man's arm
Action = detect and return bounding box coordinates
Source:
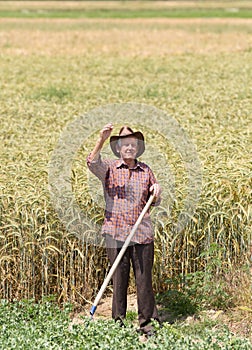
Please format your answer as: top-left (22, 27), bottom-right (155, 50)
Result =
top-left (88, 123), bottom-right (113, 162)
top-left (150, 183), bottom-right (161, 200)
top-left (149, 168), bottom-right (162, 206)
top-left (87, 123), bottom-right (114, 181)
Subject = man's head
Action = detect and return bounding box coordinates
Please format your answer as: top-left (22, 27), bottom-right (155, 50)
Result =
top-left (110, 126), bottom-right (145, 159)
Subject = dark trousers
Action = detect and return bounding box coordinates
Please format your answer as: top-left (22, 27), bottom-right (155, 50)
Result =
top-left (106, 236), bottom-right (159, 331)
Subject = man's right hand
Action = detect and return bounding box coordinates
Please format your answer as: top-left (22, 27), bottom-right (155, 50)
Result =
top-left (88, 123), bottom-right (113, 162)
top-left (100, 123), bottom-right (113, 142)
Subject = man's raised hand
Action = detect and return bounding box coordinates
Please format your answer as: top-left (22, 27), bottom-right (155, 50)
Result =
top-left (100, 123), bottom-right (113, 142)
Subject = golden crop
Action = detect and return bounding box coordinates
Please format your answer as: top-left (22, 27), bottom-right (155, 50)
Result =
top-left (0, 5), bottom-right (251, 305)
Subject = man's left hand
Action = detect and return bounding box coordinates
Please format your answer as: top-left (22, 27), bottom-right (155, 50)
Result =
top-left (150, 183), bottom-right (161, 199)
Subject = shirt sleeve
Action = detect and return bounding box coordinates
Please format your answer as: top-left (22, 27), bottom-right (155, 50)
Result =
top-left (86, 153), bottom-right (109, 182)
top-left (148, 167), bottom-right (161, 207)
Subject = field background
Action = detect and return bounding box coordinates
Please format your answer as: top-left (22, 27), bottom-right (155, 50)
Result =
top-left (0, 0), bottom-right (251, 323)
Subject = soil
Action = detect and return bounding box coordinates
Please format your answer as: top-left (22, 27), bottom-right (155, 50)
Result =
top-left (70, 293), bottom-right (252, 342)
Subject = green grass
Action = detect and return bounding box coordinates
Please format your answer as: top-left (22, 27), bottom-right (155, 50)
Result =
top-left (0, 300), bottom-right (251, 349)
top-left (31, 86), bottom-right (72, 101)
top-left (0, 8), bottom-right (252, 19)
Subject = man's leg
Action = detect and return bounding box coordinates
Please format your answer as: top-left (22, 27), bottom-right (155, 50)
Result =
top-left (106, 236), bottom-right (130, 322)
top-left (131, 242), bottom-right (159, 333)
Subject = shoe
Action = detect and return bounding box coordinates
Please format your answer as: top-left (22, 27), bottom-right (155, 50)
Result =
top-left (146, 329), bottom-right (156, 338)
top-left (136, 327), bottom-right (156, 337)
top-left (115, 317), bottom-right (126, 328)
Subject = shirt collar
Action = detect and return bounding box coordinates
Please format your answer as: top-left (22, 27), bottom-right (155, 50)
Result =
top-left (116, 159), bottom-right (144, 171)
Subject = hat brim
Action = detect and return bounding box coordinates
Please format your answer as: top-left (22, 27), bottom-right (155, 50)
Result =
top-left (110, 131), bottom-right (145, 158)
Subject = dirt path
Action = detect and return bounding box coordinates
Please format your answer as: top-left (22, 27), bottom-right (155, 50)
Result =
top-left (69, 293), bottom-right (252, 342)
top-left (1, 17), bottom-right (252, 24)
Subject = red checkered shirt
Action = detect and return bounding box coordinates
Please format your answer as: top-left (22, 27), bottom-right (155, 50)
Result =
top-left (87, 155), bottom-right (160, 244)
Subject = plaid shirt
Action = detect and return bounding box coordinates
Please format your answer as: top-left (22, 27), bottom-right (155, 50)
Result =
top-left (87, 155), bottom-right (160, 244)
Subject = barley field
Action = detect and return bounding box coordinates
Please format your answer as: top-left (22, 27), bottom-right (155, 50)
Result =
top-left (0, 1), bottom-right (251, 309)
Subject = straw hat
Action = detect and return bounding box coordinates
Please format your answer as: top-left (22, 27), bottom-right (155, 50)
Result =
top-left (110, 126), bottom-right (145, 158)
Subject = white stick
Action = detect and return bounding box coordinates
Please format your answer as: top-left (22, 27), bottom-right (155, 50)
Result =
top-left (90, 194), bottom-right (155, 316)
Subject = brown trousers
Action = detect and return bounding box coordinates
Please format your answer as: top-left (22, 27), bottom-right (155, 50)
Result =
top-left (106, 236), bottom-right (159, 331)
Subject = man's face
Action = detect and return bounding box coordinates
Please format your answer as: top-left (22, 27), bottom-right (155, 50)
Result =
top-left (118, 137), bottom-right (138, 161)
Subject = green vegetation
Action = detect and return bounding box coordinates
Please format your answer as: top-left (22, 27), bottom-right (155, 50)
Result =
top-left (0, 1), bottom-right (252, 19)
top-left (0, 8), bottom-right (252, 19)
top-left (0, 299), bottom-right (251, 349)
